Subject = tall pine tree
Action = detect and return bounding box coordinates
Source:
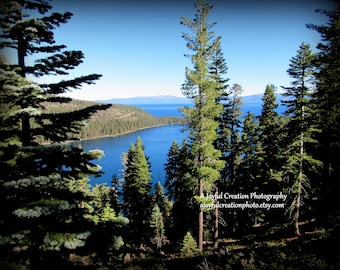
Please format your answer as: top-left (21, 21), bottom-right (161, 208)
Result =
top-left (122, 137), bottom-right (153, 243)
top-left (0, 1), bottom-right (113, 267)
top-left (216, 83), bottom-right (243, 234)
top-left (0, 0), bottom-right (110, 146)
top-left (238, 112), bottom-right (264, 228)
top-left (209, 39), bottom-right (229, 249)
top-left (307, 1), bottom-right (340, 216)
top-left (280, 43), bottom-right (321, 235)
top-left (259, 84), bottom-right (282, 187)
top-left (164, 140), bottom-right (197, 243)
top-left (258, 84), bottom-right (285, 225)
top-left (180, 0), bottom-right (225, 252)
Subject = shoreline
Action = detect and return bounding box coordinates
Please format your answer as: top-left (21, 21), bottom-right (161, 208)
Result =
top-left (43, 123), bottom-right (184, 145)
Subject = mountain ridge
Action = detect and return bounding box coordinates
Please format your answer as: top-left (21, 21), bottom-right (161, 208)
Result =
top-left (95, 94), bottom-right (284, 105)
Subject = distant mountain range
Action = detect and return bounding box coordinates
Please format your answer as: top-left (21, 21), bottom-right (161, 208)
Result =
top-left (95, 94), bottom-right (285, 105)
top-left (95, 95), bottom-right (190, 105)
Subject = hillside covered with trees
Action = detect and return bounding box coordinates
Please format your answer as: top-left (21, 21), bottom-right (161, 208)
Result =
top-left (0, 0), bottom-right (339, 269)
top-left (40, 99), bottom-right (185, 142)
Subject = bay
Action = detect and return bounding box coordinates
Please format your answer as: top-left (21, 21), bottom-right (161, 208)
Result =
top-left (76, 102), bottom-right (285, 187)
top-left (74, 124), bottom-right (187, 187)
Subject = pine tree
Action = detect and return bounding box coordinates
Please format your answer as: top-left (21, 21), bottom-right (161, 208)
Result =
top-left (209, 39), bottom-right (229, 249)
top-left (220, 83), bottom-right (243, 185)
top-left (150, 204), bottom-right (168, 251)
top-left (259, 84), bottom-right (282, 185)
top-left (153, 181), bottom-right (167, 214)
top-left (209, 42), bottom-right (230, 103)
top-left (216, 83), bottom-right (243, 234)
top-left (164, 140), bottom-right (182, 201)
top-left (110, 174), bottom-right (123, 216)
top-left (0, 0), bottom-right (110, 146)
top-left (307, 1), bottom-right (340, 215)
top-left (180, 231), bottom-right (198, 257)
top-left (239, 112), bottom-right (264, 227)
top-left (164, 140), bottom-right (198, 242)
top-left (180, 0), bottom-right (225, 251)
top-left (280, 43), bottom-right (322, 235)
top-left (0, 1), bottom-right (113, 267)
top-left (88, 184), bottom-right (128, 262)
top-left (258, 84), bottom-right (284, 225)
top-left (122, 137), bottom-right (153, 243)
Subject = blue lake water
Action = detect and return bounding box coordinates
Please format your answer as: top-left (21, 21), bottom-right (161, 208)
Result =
top-left (74, 124), bottom-right (187, 187)
top-left (76, 103), bottom-right (285, 187)
top-left (134, 103), bottom-right (281, 117)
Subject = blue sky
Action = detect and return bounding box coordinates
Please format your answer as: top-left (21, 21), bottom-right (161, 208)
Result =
top-left (2, 0), bottom-right (336, 100)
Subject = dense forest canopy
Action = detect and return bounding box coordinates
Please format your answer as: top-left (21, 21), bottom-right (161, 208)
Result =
top-left (0, 0), bottom-right (339, 269)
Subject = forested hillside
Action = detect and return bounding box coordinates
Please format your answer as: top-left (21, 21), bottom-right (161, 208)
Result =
top-left (41, 99), bottom-right (185, 141)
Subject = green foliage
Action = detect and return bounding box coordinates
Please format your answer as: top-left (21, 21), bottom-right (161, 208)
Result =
top-left (180, 231), bottom-right (198, 257)
top-left (0, 1), bottom-right (126, 267)
top-left (164, 140), bottom-right (198, 242)
top-left (280, 42), bottom-right (322, 235)
top-left (123, 137), bottom-right (153, 242)
top-left (306, 1), bottom-right (340, 215)
top-left (219, 83), bottom-right (243, 185)
top-left (259, 84), bottom-right (283, 181)
top-left (153, 182), bottom-right (166, 211)
top-left (256, 84), bottom-right (286, 227)
top-left (0, 1), bottom-right (110, 146)
top-left (180, 0), bottom-right (226, 251)
top-left (33, 99), bottom-right (186, 143)
top-left (150, 204), bottom-right (168, 250)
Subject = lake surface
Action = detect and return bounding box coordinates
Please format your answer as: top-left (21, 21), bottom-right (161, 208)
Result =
top-left (135, 103), bottom-right (285, 117)
top-left (76, 103), bottom-right (285, 187)
top-left (74, 124), bottom-right (187, 187)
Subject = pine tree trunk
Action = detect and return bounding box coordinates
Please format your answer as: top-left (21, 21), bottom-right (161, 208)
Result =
top-left (295, 186), bottom-right (301, 236)
top-left (198, 178), bottom-right (204, 252)
top-left (22, 115), bottom-right (31, 146)
top-left (296, 105), bottom-right (305, 236)
top-left (213, 186), bottom-right (219, 249)
top-left (17, 17), bottom-right (31, 146)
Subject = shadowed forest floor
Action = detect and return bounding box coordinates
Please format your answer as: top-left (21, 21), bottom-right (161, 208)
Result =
top-left (59, 218), bottom-right (339, 270)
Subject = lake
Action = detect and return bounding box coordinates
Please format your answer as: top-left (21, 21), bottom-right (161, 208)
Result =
top-left (135, 103), bottom-right (275, 117)
top-left (75, 103), bottom-right (284, 188)
top-left (74, 124), bottom-right (188, 187)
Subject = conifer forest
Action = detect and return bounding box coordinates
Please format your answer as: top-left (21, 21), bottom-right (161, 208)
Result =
top-left (0, 0), bottom-right (339, 269)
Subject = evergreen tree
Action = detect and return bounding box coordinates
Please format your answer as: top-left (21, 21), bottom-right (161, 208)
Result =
top-left (150, 204), bottom-right (168, 251)
top-left (258, 84), bottom-right (284, 225)
top-left (220, 83), bottom-right (243, 185)
top-left (280, 43), bottom-right (322, 235)
top-left (216, 83), bottom-right (243, 234)
top-left (307, 1), bottom-right (340, 216)
top-left (164, 140), bottom-right (182, 201)
top-left (122, 137), bottom-right (153, 243)
top-left (180, 0), bottom-right (225, 251)
top-left (240, 112), bottom-right (262, 191)
top-left (86, 184), bottom-right (129, 263)
top-left (180, 231), bottom-right (198, 257)
top-left (0, 1), bottom-right (113, 267)
top-left (209, 42), bottom-right (230, 102)
top-left (110, 174), bottom-right (123, 216)
top-left (238, 112), bottom-right (264, 228)
top-left (164, 140), bottom-right (197, 243)
top-left (0, 0), bottom-right (110, 146)
top-left (258, 84), bottom-right (282, 186)
top-left (153, 181), bottom-right (167, 214)
top-left (209, 38), bottom-right (230, 249)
